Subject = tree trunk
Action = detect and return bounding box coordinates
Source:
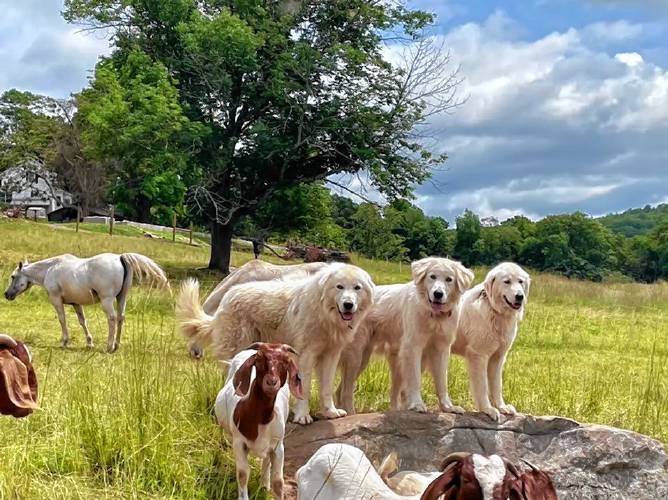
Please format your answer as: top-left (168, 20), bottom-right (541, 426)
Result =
top-left (209, 221), bottom-right (235, 274)
top-left (135, 196), bottom-right (152, 223)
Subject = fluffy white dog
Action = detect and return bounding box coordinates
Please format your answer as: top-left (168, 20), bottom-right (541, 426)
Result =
top-left (338, 257), bottom-right (474, 414)
top-left (177, 263), bottom-right (374, 425)
top-left (452, 262), bottom-right (531, 421)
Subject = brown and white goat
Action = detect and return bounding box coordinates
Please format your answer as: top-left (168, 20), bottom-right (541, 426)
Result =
top-left (420, 452), bottom-right (558, 500)
top-left (214, 342), bottom-right (303, 500)
top-left (0, 333), bottom-right (38, 418)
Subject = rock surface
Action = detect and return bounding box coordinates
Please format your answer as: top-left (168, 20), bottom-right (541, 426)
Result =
top-left (283, 411), bottom-right (668, 499)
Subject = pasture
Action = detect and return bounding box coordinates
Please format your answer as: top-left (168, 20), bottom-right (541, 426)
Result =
top-left (0, 218), bottom-right (666, 499)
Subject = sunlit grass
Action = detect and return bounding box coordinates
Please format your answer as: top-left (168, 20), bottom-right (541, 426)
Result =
top-left (0, 218), bottom-right (666, 498)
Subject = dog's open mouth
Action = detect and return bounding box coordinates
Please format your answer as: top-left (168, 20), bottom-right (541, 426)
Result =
top-left (338, 310), bottom-right (354, 321)
top-left (429, 300), bottom-right (445, 313)
top-left (504, 296), bottom-right (522, 310)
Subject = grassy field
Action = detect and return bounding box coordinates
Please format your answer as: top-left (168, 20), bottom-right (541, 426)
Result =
top-left (0, 218), bottom-right (666, 499)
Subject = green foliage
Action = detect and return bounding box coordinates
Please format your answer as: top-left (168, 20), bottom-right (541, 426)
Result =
top-left (349, 203), bottom-right (407, 261)
top-left (454, 210), bottom-right (482, 266)
top-left (77, 51), bottom-right (205, 224)
top-left (64, 0), bottom-right (446, 271)
top-left (600, 204), bottom-right (668, 237)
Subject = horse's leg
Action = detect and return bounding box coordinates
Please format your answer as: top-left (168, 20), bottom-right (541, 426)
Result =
top-left (73, 304), bottom-right (94, 348)
top-left (50, 296), bottom-right (70, 348)
top-left (99, 297), bottom-right (118, 354)
top-left (115, 288), bottom-right (128, 350)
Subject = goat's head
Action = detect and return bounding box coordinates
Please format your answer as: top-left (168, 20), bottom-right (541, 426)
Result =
top-left (0, 334), bottom-right (38, 418)
top-left (233, 342), bottom-right (304, 400)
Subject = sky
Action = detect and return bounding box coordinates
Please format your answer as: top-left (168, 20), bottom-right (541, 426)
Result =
top-left (1, 0), bottom-right (667, 224)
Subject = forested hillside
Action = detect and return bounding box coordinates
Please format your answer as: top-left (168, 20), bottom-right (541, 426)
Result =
top-left (599, 204), bottom-right (668, 237)
top-left (238, 183), bottom-right (668, 284)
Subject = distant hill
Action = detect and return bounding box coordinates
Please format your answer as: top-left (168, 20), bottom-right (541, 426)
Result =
top-left (598, 204), bottom-right (668, 237)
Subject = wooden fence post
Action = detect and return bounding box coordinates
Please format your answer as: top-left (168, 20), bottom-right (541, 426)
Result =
top-left (109, 205), bottom-right (114, 236)
top-left (172, 212), bottom-right (177, 242)
top-left (189, 225), bottom-right (193, 246)
top-left (76, 205), bottom-right (80, 233)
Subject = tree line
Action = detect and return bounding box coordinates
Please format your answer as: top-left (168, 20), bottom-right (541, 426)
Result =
top-left (239, 183), bottom-right (668, 284)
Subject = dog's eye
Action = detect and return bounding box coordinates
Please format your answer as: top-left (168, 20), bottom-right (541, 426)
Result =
top-left (445, 277), bottom-right (453, 283)
top-left (504, 279), bottom-right (511, 284)
top-left (354, 285), bottom-right (361, 290)
top-left (429, 274), bottom-right (437, 280)
top-left (518, 279), bottom-right (524, 284)
top-left (336, 284), bottom-right (344, 290)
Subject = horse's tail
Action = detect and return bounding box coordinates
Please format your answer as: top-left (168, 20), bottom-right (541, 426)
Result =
top-left (120, 253), bottom-right (170, 290)
top-left (176, 278), bottom-right (215, 357)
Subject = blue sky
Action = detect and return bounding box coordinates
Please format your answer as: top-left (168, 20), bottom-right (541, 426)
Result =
top-left (1, 0), bottom-right (667, 224)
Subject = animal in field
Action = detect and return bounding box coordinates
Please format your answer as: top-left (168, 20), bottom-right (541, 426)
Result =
top-left (215, 343), bottom-right (303, 500)
top-left (379, 451), bottom-right (442, 496)
top-left (4, 253), bottom-right (169, 353)
top-left (177, 263), bottom-right (375, 424)
top-left (452, 262), bottom-right (531, 421)
top-left (420, 451), bottom-right (557, 500)
top-left (0, 334), bottom-right (38, 418)
top-left (337, 257), bottom-right (474, 415)
top-left (187, 260), bottom-right (328, 358)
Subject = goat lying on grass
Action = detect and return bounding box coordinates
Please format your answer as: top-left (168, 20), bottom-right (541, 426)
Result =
top-left (215, 342), bottom-right (303, 500)
top-left (0, 333), bottom-right (38, 418)
top-left (296, 443), bottom-right (558, 500)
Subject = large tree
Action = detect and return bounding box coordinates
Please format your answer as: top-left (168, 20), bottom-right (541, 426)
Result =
top-left (65, 0), bottom-right (459, 272)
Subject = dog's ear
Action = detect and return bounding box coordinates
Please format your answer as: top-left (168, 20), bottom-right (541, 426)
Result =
top-left (518, 272), bottom-right (531, 321)
top-left (286, 358), bottom-right (304, 400)
top-left (0, 349), bottom-right (38, 417)
top-left (233, 354), bottom-right (257, 396)
top-left (411, 258), bottom-right (431, 283)
top-left (359, 270), bottom-right (376, 307)
top-left (454, 262), bottom-right (474, 294)
top-left (483, 270), bottom-right (502, 312)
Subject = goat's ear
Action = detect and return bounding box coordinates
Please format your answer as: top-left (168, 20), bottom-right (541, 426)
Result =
top-left (287, 358), bottom-right (304, 400)
top-left (420, 461), bottom-right (462, 500)
top-left (0, 350), bottom-right (38, 417)
top-left (233, 354), bottom-right (257, 397)
top-left (454, 262), bottom-right (474, 294)
top-left (511, 469), bottom-right (558, 500)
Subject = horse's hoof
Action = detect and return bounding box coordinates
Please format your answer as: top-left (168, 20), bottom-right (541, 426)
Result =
top-left (106, 344), bottom-right (118, 354)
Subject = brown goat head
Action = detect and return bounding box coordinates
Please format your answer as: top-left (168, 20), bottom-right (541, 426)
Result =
top-left (0, 334), bottom-right (38, 418)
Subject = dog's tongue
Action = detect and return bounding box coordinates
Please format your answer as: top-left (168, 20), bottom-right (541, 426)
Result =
top-left (431, 302), bottom-right (444, 313)
top-left (341, 312), bottom-right (353, 321)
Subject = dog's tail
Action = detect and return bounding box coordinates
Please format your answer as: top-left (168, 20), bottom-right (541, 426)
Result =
top-left (120, 253), bottom-right (169, 289)
top-left (176, 278), bottom-right (215, 355)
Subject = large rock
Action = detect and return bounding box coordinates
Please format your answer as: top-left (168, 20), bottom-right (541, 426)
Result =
top-left (283, 411), bottom-right (668, 499)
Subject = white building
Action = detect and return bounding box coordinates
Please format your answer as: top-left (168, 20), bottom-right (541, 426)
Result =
top-left (0, 166), bottom-right (72, 213)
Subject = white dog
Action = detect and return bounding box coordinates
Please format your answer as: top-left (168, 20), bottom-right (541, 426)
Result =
top-left (338, 257), bottom-right (474, 414)
top-left (186, 260), bottom-right (328, 358)
top-left (177, 263), bottom-right (374, 425)
top-left (452, 262), bottom-right (530, 421)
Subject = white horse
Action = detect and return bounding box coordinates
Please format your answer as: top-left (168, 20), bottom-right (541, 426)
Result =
top-left (4, 253), bottom-right (169, 353)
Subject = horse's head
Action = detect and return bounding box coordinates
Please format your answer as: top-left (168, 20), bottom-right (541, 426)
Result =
top-left (4, 262), bottom-right (32, 301)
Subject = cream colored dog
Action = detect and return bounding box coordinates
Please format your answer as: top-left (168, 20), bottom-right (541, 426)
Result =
top-left (186, 260), bottom-right (328, 358)
top-left (177, 263), bottom-right (374, 425)
top-left (338, 257), bottom-right (474, 414)
top-left (452, 262), bottom-right (530, 421)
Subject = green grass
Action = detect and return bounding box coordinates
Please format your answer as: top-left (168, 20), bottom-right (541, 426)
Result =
top-left (0, 218), bottom-right (666, 498)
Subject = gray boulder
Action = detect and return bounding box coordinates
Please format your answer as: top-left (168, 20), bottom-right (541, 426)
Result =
top-left (283, 411), bottom-right (668, 499)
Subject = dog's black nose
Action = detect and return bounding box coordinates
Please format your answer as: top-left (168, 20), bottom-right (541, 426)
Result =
top-left (343, 301), bottom-right (354, 311)
top-left (515, 293), bottom-right (524, 302)
top-left (433, 290), bottom-right (444, 300)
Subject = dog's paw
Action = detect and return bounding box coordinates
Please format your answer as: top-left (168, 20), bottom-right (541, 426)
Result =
top-left (86, 341), bottom-right (95, 349)
top-left (292, 413), bottom-right (314, 425)
top-left (481, 407), bottom-right (501, 421)
top-left (60, 339), bottom-right (69, 349)
top-left (499, 404), bottom-right (517, 415)
top-left (106, 342), bottom-right (118, 354)
top-left (440, 403), bottom-right (465, 414)
top-left (407, 401), bottom-right (428, 413)
top-left (321, 407), bottom-right (347, 419)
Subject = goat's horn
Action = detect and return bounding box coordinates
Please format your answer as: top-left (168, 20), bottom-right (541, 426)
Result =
top-left (520, 458), bottom-right (539, 472)
top-left (282, 345), bottom-right (299, 356)
top-left (245, 342), bottom-right (263, 351)
top-left (440, 451), bottom-right (471, 471)
top-left (503, 458), bottom-right (521, 478)
top-left (0, 334), bottom-right (18, 348)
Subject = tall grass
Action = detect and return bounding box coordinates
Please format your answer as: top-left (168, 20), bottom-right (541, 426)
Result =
top-left (0, 218), bottom-right (666, 498)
